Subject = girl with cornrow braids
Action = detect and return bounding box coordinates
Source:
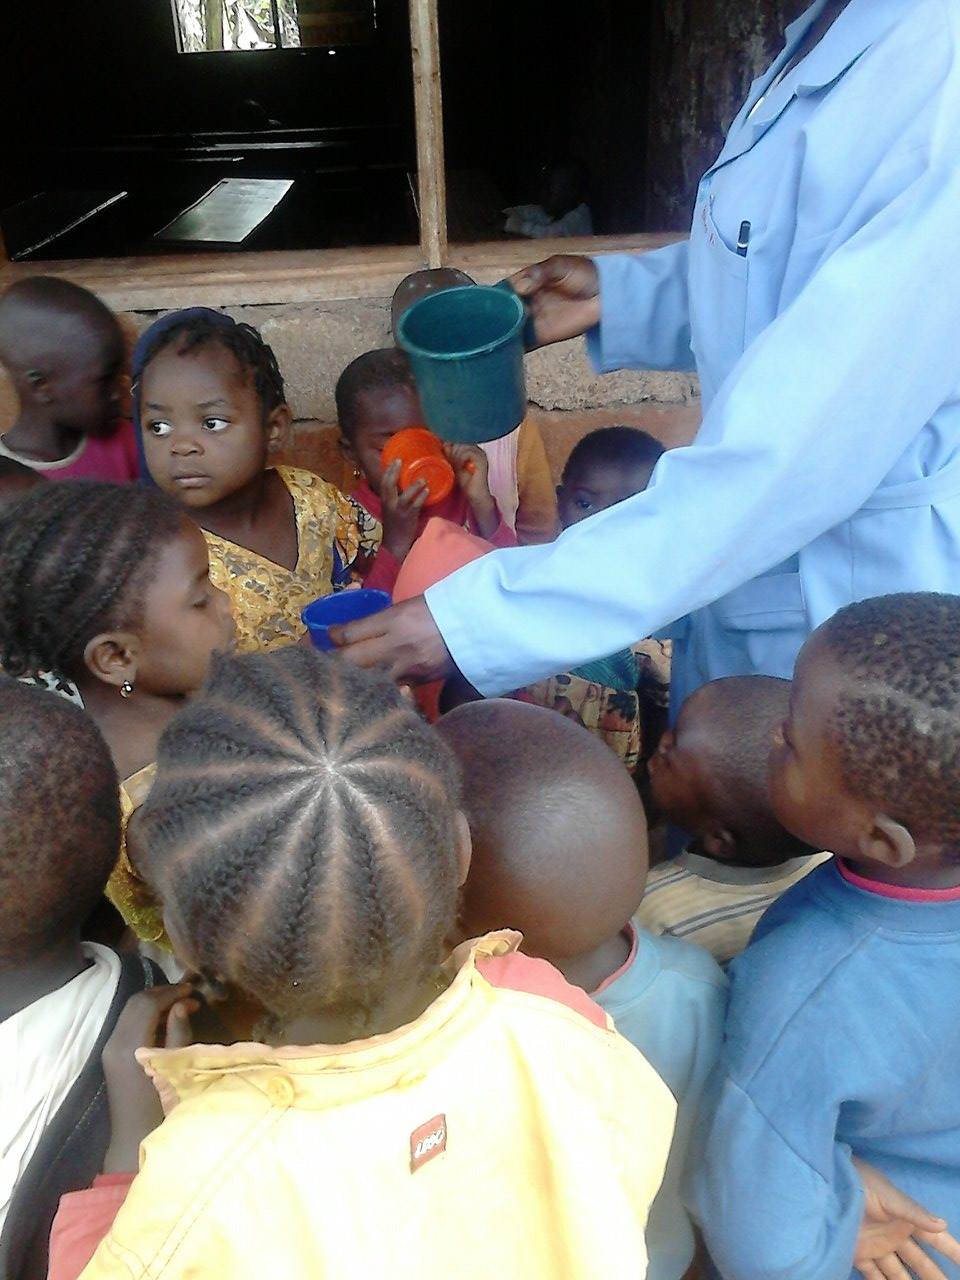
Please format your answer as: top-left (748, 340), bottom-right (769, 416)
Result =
top-left (133, 309), bottom-right (381, 655)
top-left (48, 646), bottom-right (677, 1280)
top-left (0, 480), bottom-right (234, 948)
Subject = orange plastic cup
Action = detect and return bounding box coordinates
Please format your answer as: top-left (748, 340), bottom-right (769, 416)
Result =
top-left (381, 427), bottom-right (455, 507)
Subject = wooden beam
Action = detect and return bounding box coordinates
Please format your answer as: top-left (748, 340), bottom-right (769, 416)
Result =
top-left (408, 0), bottom-right (447, 267)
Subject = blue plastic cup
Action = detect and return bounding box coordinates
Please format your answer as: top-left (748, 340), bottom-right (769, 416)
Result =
top-left (396, 282), bottom-right (534, 445)
top-left (301, 589), bottom-right (392, 652)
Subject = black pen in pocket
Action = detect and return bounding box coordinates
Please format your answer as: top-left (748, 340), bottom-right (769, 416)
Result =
top-left (737, 221), bottom-right (751, 257)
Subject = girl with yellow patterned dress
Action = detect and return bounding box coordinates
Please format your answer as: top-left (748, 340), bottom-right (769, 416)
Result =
top-left (134, 309), bottom-right (381, 653)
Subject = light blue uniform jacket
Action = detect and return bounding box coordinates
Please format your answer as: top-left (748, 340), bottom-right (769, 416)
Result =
top-left (427, 0), bottom-right (960, 704)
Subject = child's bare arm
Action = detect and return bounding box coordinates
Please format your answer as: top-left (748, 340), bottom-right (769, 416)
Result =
top-left (853, 1158), bottom-right (960, 1280)
top-left (443, 444), bottom-right (499, 540)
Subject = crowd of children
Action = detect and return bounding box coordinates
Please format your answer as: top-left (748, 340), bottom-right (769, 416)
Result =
top-left (1, 273), bottom-right (959, 1280)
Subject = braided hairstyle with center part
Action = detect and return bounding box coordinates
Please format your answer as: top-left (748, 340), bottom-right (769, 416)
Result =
top-left (137, 647), bottom-right (464, 1032)
top-left (0, 480), bottom-right (185, 682)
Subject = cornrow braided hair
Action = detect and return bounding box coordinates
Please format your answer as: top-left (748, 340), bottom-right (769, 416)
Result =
top-left (819, 592), bottom-right (960, 849)
top-left (137, 647), bottom-right (464, 1029)
top-left (0, 481), bottom-right (185, 682)
top-left (136, 315), bottom-right (286, 417)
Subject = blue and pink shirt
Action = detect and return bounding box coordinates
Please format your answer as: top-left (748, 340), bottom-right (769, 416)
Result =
top-left (689, 858), bottom-right (960, 1280)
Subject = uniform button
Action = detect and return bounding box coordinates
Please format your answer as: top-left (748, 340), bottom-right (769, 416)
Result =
top-left (264, 1074), bottom-right (296, 1106)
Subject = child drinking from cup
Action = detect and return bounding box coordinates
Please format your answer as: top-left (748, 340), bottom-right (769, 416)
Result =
top-left (689, 593), bottom-right (960, 1280)
top-left (0, 481), bottom-right (235, 949)
top-left (136, 309), bottom-right (380, 653)
top-left (391, 269), bottom-right (558, 545)
top-left (335, 347), bottom-right (516, 594)
top-left (0, 277), bottom-right (138, 482)
top-left (439, 697), bottom-right (726, 1280)
top-left (50, 648), bottom-right (675, 1280)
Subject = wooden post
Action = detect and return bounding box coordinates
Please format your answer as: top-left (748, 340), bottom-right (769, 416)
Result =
top-left (409, 0), bottom-right (447, 267)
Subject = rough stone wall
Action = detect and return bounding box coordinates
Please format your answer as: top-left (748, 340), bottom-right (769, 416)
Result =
top-left (645, 0), bottom-right (798, 229)
top-left (0, 295), bottom-right (700, 489)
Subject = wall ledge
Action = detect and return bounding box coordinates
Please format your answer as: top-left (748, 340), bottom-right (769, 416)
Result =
top-left (0, 233), bottom-right (684, 311)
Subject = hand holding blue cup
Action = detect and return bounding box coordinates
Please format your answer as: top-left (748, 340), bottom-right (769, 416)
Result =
top-left (302, 589), bottom-right (392, 652)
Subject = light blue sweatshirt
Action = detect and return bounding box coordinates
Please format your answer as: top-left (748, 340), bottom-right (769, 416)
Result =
top-left (688, 861), bottom-right (960, 1280)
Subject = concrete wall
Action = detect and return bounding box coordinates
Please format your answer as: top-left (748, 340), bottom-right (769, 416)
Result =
top-left (0, 294), bottom-right (700, 490)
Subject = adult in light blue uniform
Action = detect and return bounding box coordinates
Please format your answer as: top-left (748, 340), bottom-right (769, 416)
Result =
top-left (337, 0), bottom-right (960, 708)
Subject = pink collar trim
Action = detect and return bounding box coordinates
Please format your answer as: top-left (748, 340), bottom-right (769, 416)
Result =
top-left (838, 860), bottom-right (960, 902)
top-left (591, 924), bottom-right (639, 997)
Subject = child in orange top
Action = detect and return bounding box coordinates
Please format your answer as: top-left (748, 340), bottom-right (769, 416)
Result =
top-left (137, 310), bottom-right (380, 652)
top-left (0, 277), bottom-right (138, 482)
top-left (49, 648), bottom-right (675, 1280)
top-left (0, 481), bottom-right (235, 948)
top-left (335, 347), bottom-right (516, 594)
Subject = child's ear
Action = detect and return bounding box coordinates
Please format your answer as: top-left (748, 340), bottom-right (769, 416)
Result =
top-left (83, 632), bottom-right (140, 690)
top-left (701, 823), bottom-right (738, 862)
top-left (453, 810), bottom-right (473, 887)
top-left (265, 403), bottom-right (293, 455)
top-left (857, 813), bottom-right (916, 869)
top-left (338, 433), bottom-right (359, 465)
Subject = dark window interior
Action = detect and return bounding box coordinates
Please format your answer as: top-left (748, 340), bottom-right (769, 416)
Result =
top-left (2, 0), bottom-right (418, 260)
top-left (0, 0), bottom-right (781, 261)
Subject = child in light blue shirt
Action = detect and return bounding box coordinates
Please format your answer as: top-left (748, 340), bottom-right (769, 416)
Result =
top-left (439, 697), bottom-right (726, 1280)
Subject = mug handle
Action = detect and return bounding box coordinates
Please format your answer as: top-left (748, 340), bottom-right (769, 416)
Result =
top-left (494, 278), bottom-right (538, 352)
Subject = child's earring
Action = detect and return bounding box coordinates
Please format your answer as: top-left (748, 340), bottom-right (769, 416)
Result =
top-left (119, 679), bottom-right (134, 698)
top-left (352, 466), bottom-right (361, 479)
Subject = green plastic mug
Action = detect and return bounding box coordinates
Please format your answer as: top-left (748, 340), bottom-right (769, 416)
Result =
top-left (395, 282), bottom-right (535, 445)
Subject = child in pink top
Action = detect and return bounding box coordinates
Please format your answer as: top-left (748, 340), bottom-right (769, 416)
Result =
top-left (0, 277), bottom-right (138, 483)
top-left (335, 348), bottom-right (516, 594)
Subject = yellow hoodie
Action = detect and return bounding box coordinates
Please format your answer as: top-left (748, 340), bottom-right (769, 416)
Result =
top-left (71, 933), bottom-right (676, 1280)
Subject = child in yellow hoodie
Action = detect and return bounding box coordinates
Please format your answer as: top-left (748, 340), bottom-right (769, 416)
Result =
top-left (49, 647), bottom-right (675, 1280)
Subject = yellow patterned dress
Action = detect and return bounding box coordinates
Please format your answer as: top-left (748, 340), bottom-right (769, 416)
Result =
top-left (205, 467), bottom-right (382, 654)
top-left (107, 761), bottom-right (169, 948)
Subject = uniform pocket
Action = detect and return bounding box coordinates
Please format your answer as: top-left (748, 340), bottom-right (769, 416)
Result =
top-left (689, 188), bottom-right (751, 391)
top-left (712, 570), bottom-right (806, 633)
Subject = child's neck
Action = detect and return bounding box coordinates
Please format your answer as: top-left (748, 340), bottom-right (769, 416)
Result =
top-left (196, 469), bottom-right (297, 572)
top-left (273, 969), bottom-right (447, 1047)
top-left (0, 936), bottom-right (89, 1022)
top-left (79, 679), bottom-right (186, 780)
top-left (845, 856), bottom-right (960, 891)
top-left (4, 409), bottom-right (82, 463)
top-left (556, 930), bottom-right (632, 996)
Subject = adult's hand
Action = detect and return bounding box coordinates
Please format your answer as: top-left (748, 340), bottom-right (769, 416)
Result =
top-left (509, 255), bottom-right (601, 347)
top-left (330, 596), bottom-right (456, 685)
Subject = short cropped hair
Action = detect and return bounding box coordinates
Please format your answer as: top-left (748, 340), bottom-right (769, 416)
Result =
top-left (819, 592), bottom-right (960, 846)
top-left (335, 348), bottom-right (416, 440)
top-left (0, 680), bottom-right (120, 959)
top-left (137, 648), bottom-right (464, 1031)
top-left (562, 426), bottom-right (664, 482)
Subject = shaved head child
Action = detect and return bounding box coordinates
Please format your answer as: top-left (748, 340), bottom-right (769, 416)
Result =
top-left (0, 681), bottom-right (158, 1278)
top-left (0, 277), bottom-right (138, 482)
top-left (642, 675), bottom-right (829, 963)
top-left (690, 593), bottom-right (960, 1280)
top-left (439, 698), bottom-right (726, 1280)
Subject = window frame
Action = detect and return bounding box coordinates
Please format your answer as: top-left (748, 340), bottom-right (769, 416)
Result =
top-left (0, 0), bottom-right (681, 304)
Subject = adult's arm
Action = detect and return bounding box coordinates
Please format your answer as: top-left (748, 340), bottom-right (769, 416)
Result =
top-left (587, 242), bottom-right (695, 373)
top-left (423, 155), bottom-right (960, 695)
